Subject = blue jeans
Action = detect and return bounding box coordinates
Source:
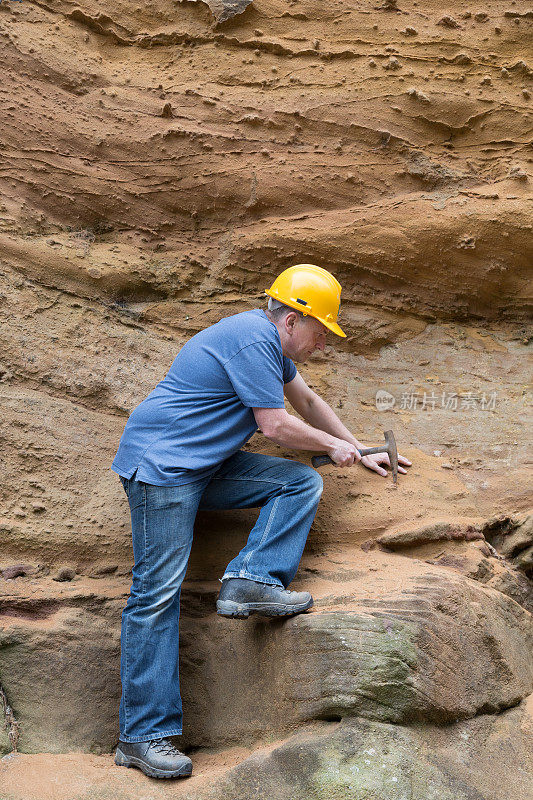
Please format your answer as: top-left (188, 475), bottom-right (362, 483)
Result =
top-left (117, 449), bottom-right (323, 742)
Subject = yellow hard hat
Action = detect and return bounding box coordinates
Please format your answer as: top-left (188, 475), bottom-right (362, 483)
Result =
top-left (265, 264), bottom-right (346, 338)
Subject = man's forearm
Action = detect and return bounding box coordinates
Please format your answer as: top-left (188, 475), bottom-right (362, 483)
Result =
top-left (301, 395), bottom-right (363, 449)
top-left (265, 413), bottom-right (346, 453)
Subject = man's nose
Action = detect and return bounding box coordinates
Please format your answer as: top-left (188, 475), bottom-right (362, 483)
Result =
top-left (315, 339), bottom-right (325, 351)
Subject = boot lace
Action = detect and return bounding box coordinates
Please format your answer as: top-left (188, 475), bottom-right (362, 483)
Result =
top-left (149, 738), bottom-right (184, 756)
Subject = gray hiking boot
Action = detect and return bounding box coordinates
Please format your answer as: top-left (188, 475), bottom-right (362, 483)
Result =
top-left (216, 577), bottom-right (313, 619)
top-left (114, 737), bottom-right (192, 779)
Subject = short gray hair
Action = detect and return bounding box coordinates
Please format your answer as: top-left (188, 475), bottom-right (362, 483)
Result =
top-left (267, 297), bottom-right (305, 320)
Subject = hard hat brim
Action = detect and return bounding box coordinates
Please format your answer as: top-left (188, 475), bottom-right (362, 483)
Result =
top-left (321, 319), bottom-right (347, 338)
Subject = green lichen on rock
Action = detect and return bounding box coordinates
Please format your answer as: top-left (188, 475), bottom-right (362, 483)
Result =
top-left (310, 725), bottom-right (457, 800)
top-left (209, 706), bottom-right (533, 800)
top-left (289, 611), bottom-right (421, 724)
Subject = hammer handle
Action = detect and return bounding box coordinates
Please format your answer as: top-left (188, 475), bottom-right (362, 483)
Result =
top-left (311, 454), bottom-right (334, 467)
top-left (311, 446), bottom-right (388, 469)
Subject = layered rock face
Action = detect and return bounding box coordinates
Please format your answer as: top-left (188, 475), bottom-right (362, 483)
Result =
top-left (0, 1), bottom-right (531, 798)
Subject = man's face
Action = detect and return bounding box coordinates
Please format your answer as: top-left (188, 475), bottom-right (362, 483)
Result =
top-left (284, 313), bottom-right (328, 362)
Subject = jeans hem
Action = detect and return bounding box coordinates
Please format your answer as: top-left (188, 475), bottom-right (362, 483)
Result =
top-left (118, 728), bottom-right (183, 743)
top-left (221, 571), bottom-right (284, 588)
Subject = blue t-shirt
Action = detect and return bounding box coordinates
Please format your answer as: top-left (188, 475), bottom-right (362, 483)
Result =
top-left (111, 309), bottom-right (297, 486)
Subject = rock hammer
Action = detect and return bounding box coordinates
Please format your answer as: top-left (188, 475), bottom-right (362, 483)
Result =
top-left (311, 429), bottom-right (399, 484)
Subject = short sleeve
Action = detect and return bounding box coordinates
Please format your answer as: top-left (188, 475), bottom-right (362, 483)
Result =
top-left (283, 356), bottom-right (297, 384)
top-left (224, 342), bottom-right (286, 408)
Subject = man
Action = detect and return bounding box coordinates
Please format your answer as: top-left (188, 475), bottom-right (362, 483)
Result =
top-left (111, 263), bottom-right (411, 779)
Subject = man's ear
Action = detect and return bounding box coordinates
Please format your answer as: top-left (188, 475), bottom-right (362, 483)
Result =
top-left (285, 311), bottom-right (298, 334)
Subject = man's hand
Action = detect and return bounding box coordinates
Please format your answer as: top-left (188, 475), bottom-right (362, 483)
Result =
top-left (328, 441), bottom-right (361, 467)
top-left (360, 451), bottom-right (412, 478)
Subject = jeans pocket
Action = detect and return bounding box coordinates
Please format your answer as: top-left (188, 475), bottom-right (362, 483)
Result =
top-left (119, 476), bottom-right (130, 498)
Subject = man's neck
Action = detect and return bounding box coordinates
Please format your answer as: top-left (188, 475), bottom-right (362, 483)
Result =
top-left (264, 310), bottom-right (287, 355)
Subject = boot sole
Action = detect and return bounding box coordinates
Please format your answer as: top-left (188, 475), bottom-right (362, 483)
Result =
top-left (115, 748), bottom-right (192, 779)
top-left (216, 597), bottom-right (313, 619)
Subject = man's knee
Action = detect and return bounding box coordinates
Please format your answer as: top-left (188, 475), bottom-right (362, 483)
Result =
top-left (290, 464), bottom-right (323, 497)
top-left (307, 468), bottom-right (324, 496)
top-left (128, 581), bottom-right (181, 620)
